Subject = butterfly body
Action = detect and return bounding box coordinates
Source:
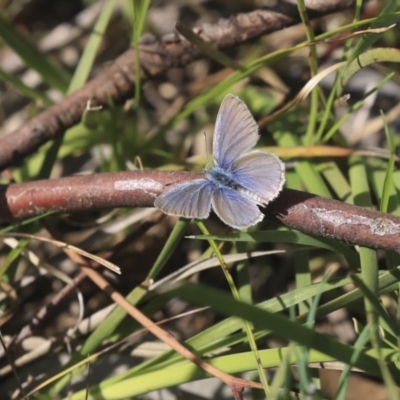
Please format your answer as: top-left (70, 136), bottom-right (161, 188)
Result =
top-left (155, 94), bottom-right (285, 229)
top-left (206, 167), bottom-right (241, 191)
top-left (206, 166), bottom-right (268, 206)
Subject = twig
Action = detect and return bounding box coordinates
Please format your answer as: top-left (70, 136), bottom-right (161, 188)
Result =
top-left (0, 170), bottom-right (198, 220)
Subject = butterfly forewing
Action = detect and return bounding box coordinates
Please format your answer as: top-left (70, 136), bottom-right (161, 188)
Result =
top-left (154, 179), bottom-right (214, 219)
top-left (231, 151), bottom-right (285, 204)
top-left (211, 187), bottom-right (264, 229)
top-left (213, 94), bottom-right (259, 170)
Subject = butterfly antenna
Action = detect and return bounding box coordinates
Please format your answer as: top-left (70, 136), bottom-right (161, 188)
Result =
top-left (203, 131), bottom-right (211, 167)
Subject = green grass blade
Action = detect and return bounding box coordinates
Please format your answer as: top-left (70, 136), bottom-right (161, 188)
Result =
top-left (346, 3), bottom-right (400, 65)
top-left (194, 230), bottom-right (360, 267)
top-left (0, 67), bottom-right (52, 105)
top-left (342, 47), bottom-right (400, 89)
top-left (68, 0), bottom-right (118, 93)
top-left (147, 219), bottom-right (189, 278)
top-left (131, 0), bottom-right (151, 107)
top-left (334, 325), bottom-right (371, 400)
top-left (0, 16), bottom-right (70, 92)
top-left (175, 283), bottom-right (384, 376)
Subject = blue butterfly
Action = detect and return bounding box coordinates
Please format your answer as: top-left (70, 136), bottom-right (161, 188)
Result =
top-left (155, 94), bottom-right (285, 229)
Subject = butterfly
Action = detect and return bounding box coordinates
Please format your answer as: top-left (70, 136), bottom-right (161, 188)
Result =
top-left (154, 94), bottom-right (285, 229)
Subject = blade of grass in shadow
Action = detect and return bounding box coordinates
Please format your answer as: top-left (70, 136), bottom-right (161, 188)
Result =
top-left (0, 67), bottom-right (53, 106)
top-left (334, 324), bottom-right (371, 400)
top-left (294, 250), bottom-right (311, 315)
top-left (192, 230), bottom-right (360, 268)
top-left (298, 272), bottom-right (331, 396)
top-left (0, 16), bottom-right (70, 92)
top-left (314, 53), bottom-right (348, 144)
top-left (0, 238), bottom-right (29, 280)
top-left (268, 343), bottom-right (295, 399)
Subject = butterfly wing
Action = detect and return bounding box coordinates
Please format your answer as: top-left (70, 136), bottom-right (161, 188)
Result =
top-left (154, 179), bottom-right (214, 219)
top-left (231, 150), bottom-right (285, 205)
top-left (211, 187), bottom-right (264, 229)
top-left (213, 94), bottom-right (259, 170)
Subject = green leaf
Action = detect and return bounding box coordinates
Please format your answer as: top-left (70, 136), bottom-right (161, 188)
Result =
top-left (194, 230), bottom-right (360, 267)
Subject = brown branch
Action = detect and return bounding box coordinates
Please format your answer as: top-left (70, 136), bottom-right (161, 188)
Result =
top-left (0, 170), bottom-right (199, 220)
top-left (268, 190), bottom-right (400, 253)
top-left (1, 170), bottom-right (400, 254)
top-left (0, 0), bottom-right (355, 171)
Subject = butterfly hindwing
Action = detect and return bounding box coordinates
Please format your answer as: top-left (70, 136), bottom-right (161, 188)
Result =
top-left (154, 179), bottom-right (214, 219)
top-left (231, 151), bottom-right (285, 205)
top-left (211, 186), bottom-right (264, 229)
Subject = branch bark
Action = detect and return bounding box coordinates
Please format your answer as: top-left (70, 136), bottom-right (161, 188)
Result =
top-left (1, 170), bottom-right (400, 254)
top-left (0, 0), bottom-right (355, 171)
